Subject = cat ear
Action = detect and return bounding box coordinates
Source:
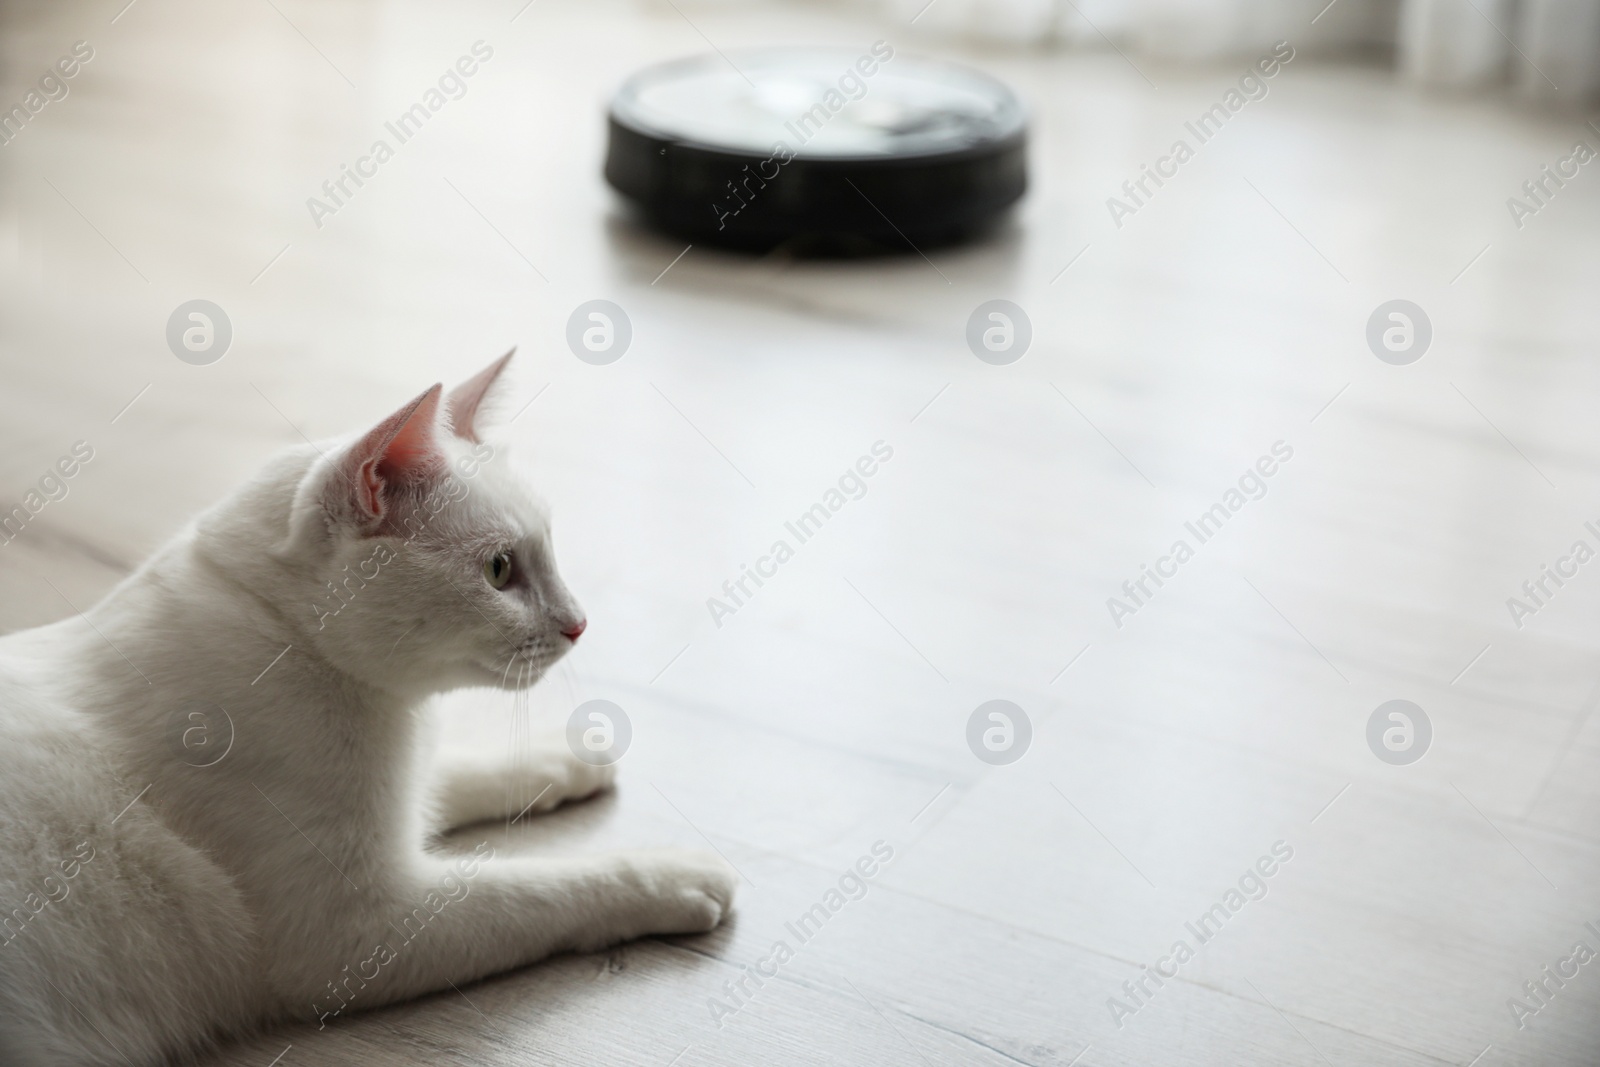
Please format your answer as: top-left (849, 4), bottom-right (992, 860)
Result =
top-left (446, 349), bottom-right (514, 443)
top-left (338, 384), bottom-right (445, 524)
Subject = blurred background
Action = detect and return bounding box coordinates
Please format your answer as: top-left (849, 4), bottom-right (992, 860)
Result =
top-left (1, 0), bottom-right (1598, 1064)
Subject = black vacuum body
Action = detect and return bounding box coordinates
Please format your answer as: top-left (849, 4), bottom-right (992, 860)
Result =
top-left (604, 47), bottom-right (1027, 252)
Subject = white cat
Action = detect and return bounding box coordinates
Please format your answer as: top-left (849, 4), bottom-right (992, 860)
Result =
top-left (0, 353), bottom-right (737, 1066)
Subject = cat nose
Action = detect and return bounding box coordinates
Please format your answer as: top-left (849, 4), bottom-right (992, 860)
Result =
top-left (561, 619), bottom-right (587, 642)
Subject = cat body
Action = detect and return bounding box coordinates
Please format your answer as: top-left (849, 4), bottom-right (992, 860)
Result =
top-left (0, 355), bottom-right (735, 1065)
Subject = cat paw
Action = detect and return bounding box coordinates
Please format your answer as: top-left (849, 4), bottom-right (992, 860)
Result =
top-left (519, 754), bottom-right (616, 816)
top-left (434, 750), bottom-right (618, 831)
top-left (630, 849), bottom-right (739, 934)
top-left (563, 850), bottom-right (739, 953)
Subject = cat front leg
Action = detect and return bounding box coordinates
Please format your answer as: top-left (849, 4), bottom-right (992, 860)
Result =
top-left (301, 848), bottom-right (735, 1026)
top-left (430, 747), bottom-right (616, 832)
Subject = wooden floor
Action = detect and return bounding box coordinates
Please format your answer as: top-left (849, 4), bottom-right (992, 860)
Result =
top-left (3, 0), bottom-right (1600, 1063)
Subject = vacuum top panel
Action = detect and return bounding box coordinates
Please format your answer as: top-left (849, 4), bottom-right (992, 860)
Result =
top-left (609, 47), bottom-right (1026, 161)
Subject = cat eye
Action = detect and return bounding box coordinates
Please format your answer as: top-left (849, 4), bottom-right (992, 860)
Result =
top-left (484, 551), bottom-right (514, 589)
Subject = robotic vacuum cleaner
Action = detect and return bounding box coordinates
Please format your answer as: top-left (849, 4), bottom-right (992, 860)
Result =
top-left (604, 46), bottom-right (1028, 252)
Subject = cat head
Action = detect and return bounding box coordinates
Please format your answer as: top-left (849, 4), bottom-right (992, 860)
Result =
top-left (275, 352), bottom-right (584, 697)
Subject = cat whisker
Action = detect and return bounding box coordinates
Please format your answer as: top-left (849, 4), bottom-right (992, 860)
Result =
top-left (498, 649), bottom-right (521, 689)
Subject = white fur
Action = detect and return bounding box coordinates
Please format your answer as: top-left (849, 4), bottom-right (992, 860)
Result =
top-left (0, 360), bottom-right (736, 1066)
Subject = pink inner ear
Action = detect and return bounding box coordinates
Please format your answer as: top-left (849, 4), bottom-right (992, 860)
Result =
top-left (446, 349), bottom-right (514, 443)
top-left (345, 384), bottom-right (444, 522)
